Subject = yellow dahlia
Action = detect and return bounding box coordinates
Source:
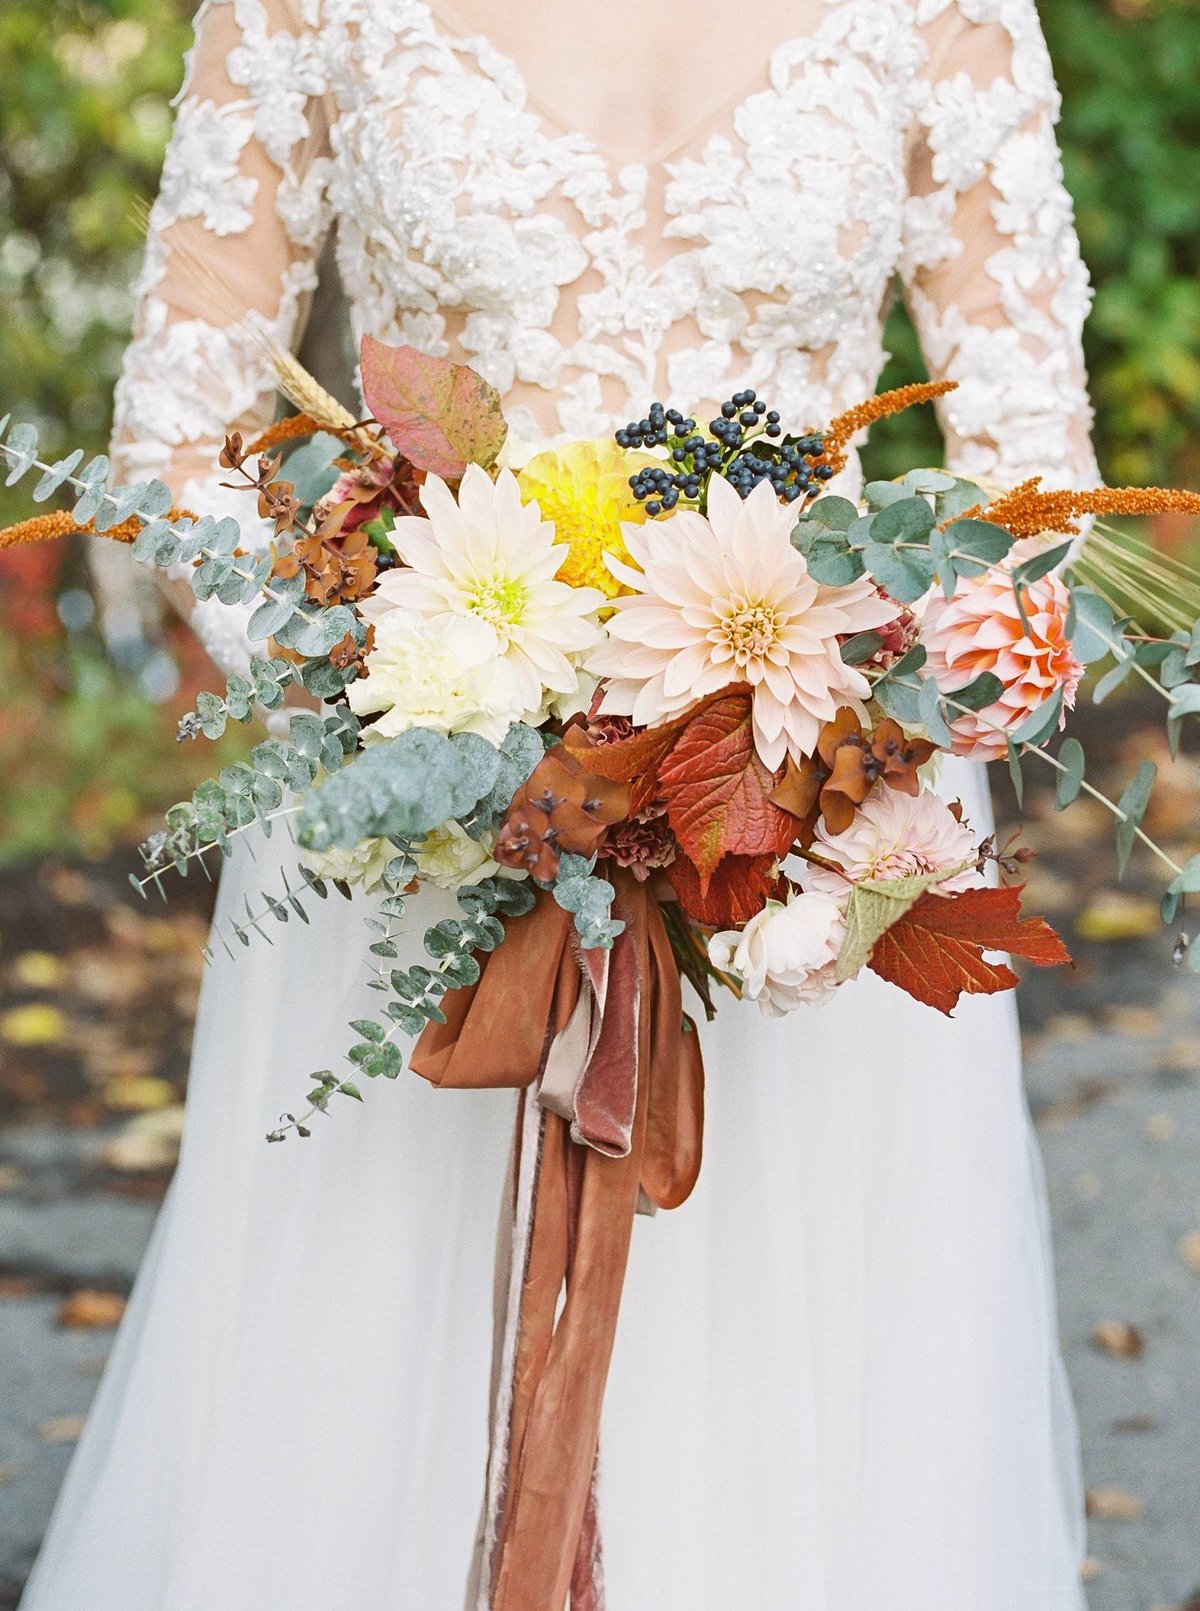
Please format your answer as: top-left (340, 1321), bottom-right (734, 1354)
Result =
top-left (517, 438), bottom-right (659, 597)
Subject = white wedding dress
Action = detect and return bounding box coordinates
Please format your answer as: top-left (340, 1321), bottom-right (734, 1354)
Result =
top-left (22, 2), bottom-right (1099, 1606)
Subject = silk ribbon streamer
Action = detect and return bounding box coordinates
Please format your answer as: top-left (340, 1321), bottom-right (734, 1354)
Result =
top-left (411, 872), bottom-right (704, 1611)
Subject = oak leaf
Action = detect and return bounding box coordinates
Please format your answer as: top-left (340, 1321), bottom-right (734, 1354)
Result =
top-left (867, 883), bottom-right (1070, 1014)
top-left (360, 337), bottom-right (507, 479)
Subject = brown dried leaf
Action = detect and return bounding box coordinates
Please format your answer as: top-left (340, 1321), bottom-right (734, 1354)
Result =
top-left (1085, 1486), bottom-right (1144, 1522)
top-left (57, 1290), bottom-right (127, 1330)
top-left (1091, 1321), bottom-right (1145, 1360)
top-left (38, 1415), bottom-right (88, 1444)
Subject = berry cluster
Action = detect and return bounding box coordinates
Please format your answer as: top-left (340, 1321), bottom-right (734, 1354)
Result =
top-left (616, 390), bottom-right (835, 516)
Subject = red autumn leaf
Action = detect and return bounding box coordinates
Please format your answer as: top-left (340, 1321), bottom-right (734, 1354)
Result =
top-left (565, 687), bottom-right (739, 817)
top-left (359, 337), bottom-right (507, 479)
top-left (657, 689), bottom-right (801, 890)
top-left (868, 883), bottom-right (1071, 1015)
top-left (666, 853), bottom-right (785, 928)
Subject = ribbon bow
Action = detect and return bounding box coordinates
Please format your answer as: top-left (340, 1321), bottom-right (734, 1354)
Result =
top-left (412, 872), bottom-right (704, 1611)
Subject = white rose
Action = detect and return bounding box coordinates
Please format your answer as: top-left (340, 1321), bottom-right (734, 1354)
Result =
top-left (301, 836), bottom-right (398, 895)
top-left (708, 891), bottom-right (844, 1016)
top-left (349, 610), bottom-right (523, 745)
top-left (413, 821), bottom-right (501, 890)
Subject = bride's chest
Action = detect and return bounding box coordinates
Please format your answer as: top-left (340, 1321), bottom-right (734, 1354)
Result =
top-left (305, 0), bottom-right (926, 353)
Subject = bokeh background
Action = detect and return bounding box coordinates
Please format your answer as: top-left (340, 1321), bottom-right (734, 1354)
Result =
top-left (0, 1), bottom-right (1198, 1606)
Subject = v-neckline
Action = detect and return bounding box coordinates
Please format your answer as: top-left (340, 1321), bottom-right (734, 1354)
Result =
top-left (419, 0), bottom-right (821, 172)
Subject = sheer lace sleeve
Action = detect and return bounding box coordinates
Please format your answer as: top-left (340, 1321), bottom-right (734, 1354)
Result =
top-left (102, 0), bottom-right (333, 676)
top-left (900, 0), bottom-right (1099, 494)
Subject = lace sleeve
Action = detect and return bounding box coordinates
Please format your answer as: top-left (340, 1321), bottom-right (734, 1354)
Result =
top-left (99, 0), bottom-right (333, 677)
top-left (900, 0), bottom-right (1099, 494)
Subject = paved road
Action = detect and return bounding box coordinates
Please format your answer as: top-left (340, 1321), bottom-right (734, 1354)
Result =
top-left (2, 970), bottom-right (1198, 1610)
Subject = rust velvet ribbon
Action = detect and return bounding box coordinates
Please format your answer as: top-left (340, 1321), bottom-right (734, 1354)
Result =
top-left (411, 873), bottom-right (704, 1611)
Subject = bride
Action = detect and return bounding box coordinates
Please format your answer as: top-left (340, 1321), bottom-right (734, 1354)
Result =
top-left (21, 2), bottom-right (1096, 1607)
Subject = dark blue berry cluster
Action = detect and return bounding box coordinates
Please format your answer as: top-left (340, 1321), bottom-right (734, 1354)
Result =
top-left (616, 390), bottom-right (834, 516)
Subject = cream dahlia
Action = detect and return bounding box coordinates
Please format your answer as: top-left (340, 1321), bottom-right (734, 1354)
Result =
top-left (589, 476), bottom-right (899, 769)
top-left (921, 542), bottom-right (1083, 759)
top-left (359, 464), bottom-right (606, 719)
top-left (348, 609), bottom-right (522, 745)
top-left (708, 891), bottom-right (844, 1015)
top-left (801, 786), bottom-right (979, 901)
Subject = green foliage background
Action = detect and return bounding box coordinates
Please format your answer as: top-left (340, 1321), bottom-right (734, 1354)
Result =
top-left (2, 0), bottom-right (1199, 501)
top-left (0, 0), bottom-right (1197, 855)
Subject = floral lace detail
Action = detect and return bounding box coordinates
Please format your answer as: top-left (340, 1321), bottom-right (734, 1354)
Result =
top-left (110, 0), bottom-right (1099, 676)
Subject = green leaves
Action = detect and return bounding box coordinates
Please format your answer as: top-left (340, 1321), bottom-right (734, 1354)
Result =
top-left (551, 853), bottom-right (624, 949)
top-left (1055, 737), bottom-right (1086, 810)
top-left (296, 723), bottom-right (541, 853)
top-left (1115, 760), bottom-right (1157, 878)
top-left (1069, 587), bottom-right (1120, 663)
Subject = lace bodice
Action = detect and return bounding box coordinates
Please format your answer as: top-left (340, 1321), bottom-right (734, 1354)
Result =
top-left (108, 0), bottom-right (1099, 676)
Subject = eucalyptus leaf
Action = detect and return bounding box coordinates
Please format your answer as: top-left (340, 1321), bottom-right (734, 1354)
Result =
top-left (1054, 737), bottom-right (1086, 810)
top-left (862, 480), bottom-right (908, 510)
top-left (1012, 541), bottom-right (1072, 588)
top-left (1009, 687), bottom-right (1064, 747)
top-left (944, 671), bottom-right (1004, 712)
top-left (1069, 587), bottom-right (1119, 664)
top-left (870, 495), bottom-right (936, 545)
top-left (918, 676), bottom-right (954, 747)
top-left (861, 540), bottom-right (933, 604)
top-left (839, 630), bottom-right (885, 666)
top-left (1115, 760), bottom-right (1157, 878)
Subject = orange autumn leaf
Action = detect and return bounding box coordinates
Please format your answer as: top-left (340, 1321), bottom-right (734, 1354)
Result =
top-left (868, 883), bottom-right (1071, 1015)
top-left (666, 852), bottom-right (785, 928)
top-left (657, 689), bottom-right (802, 889)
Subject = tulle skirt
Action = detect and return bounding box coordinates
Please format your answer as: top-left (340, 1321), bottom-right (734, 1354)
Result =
top-left (19, 756), bottom-right (1087, 1610)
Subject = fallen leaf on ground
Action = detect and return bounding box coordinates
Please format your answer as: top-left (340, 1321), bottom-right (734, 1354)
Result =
top-left (0, 1002), bottom-right (68, 1047)
top-left (11, 950), bottom-right (65, 989)
top-left (99, 1107), bottom-right (185, 1174)
top-left (103, 1076), bottom-right (178, 1113)
top-left (1101, 1004), bottom-right (1161, 1039)
top-left (1074, 892), bottom-right (1161, 942)
top-left (1086, 1486), bottom-right (1144, 1521)
top-left (1177, 1230), bottom-right (1200, 1274)
top-left (1091, 1321), bottom-right (1145, 1360)
top-left (1146, 1112), bottom-right (1179, 1142)
top-left (57, 1290), bottom-right (127, 1329)
top-left (1112, 1414), bottom-right (1159, 1435)
top-left (37, 1415), bottom-right (87, 1444)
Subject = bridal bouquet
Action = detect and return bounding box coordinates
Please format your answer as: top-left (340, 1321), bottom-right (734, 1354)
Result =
top-left (4, 342), bottom-right (1200, 1139)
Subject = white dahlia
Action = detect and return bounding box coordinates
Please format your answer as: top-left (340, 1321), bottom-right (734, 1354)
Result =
top-left (359, 464), bottom-right (606, 720)
top-left (348, 609), bottom-right (522, 745)
top-left (802, 786), bottom-right (979, 901)
top-left (589, 475), bottom-right (898, 768)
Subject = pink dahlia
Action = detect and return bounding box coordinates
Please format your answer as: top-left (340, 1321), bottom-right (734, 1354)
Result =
top-left (921, 543), bottom-right (1083, 759)
top-left (802, 786), bottom-right (979, 901)
top-left (588, 476), bottom-right (899, 769)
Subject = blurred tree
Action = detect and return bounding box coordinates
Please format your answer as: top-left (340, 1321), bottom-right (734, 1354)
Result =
top-left (0, 0), bottom-right (192, 522)
top-left (864, 0), bottom-right (1200, 488)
